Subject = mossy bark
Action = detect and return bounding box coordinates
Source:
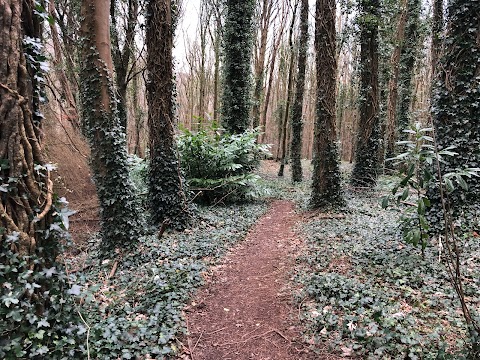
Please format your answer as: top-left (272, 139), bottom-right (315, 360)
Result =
top-left (310, 0), bottom-right (344, 209)
top-left (221, 0), bottom-right (255, 134)
top-left (351, 0), bottom-right (381, 188)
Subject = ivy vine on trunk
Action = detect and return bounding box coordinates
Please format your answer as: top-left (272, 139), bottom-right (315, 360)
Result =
top-left (221, 0), bottom-right (255, 134)
top-left (290, 0), bottom-right (308, 183)
top-left (351, 0), bottom-right (381, 187)
top-left (310, 0), bottom-right (344, 209)
top-left (79, 0), bottom-right (141, 251)
top-left (146, 0), bottom-right (190, 228)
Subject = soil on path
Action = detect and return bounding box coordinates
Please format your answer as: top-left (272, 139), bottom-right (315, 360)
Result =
top-left (183, 200), bottom-right (319, 360)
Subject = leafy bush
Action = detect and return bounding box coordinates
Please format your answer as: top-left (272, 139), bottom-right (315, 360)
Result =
top-left (177, 125), bottom-right (271, 203)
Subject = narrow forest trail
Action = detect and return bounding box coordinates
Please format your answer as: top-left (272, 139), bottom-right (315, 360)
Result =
top-left (182, 200), bottom-right (319, 360)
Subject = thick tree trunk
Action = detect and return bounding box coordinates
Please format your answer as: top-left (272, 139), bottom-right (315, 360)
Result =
top-left (290, 0), bottom-right (308, 182)
top-left (351, 0), bottom-right (381, 187)
top-left (0, 0), bottom-right (51, 253)
top-left (146, 0), bottom-right (189, 227)
top-left (221, 0), bottom-right (255, 134)
top-left (310, 0), bottom-right (344, 208)
top-left (79, 0), bottom-right (141, 249)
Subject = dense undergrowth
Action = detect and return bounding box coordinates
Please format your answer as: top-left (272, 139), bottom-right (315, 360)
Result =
top-left (292, 173), bottom-right (480, 359)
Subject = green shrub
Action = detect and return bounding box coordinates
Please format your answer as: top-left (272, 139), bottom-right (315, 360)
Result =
top-left (177, 124), bottom-right (271, 204)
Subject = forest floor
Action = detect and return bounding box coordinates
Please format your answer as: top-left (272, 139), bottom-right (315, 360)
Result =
top-left (182, 200), bottom-right (333, 360)
top-left (63, 160), bottom-right (479, 359)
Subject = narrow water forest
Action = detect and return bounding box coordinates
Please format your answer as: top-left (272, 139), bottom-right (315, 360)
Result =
top-left (1, 0), bottom-right (479, 359)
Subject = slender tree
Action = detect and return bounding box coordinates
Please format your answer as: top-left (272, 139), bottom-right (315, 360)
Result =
top-left (351, 0), bottom-right (381, 187)
top-left (221, 0), bottom-right (255, 134)
top-left (146, 0), bottom-right (189, 227)
top-left (310, 0), bottom-right (344, 208)
top-left (111, 0), bottom-right (139, 130)
top-left (252, 0), bottom-right (273, 129)
top-left (290, 0), bottom-right (309, 182)
top-left (395, 0), bottom-right (421, 142)
top-left (79, 0), bottom-right (141, 249)
top-left (278, 3), bottom-right (297, 177)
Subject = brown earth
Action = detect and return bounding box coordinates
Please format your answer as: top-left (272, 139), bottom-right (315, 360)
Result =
top-left (43, 107), bottom-right (99, 246)
top-left (182, 200), bottom-right (338, 360)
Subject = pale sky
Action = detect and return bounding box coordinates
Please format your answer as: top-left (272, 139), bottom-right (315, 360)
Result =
top-left (174, 0), bottom-right (201, 66)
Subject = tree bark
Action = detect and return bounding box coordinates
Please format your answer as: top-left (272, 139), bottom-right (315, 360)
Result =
top-left (310, 0), bottom-right (344, 208)
top-left (290, 0), bottom-right (309, 182)
top-left (79, 0), bottom-right (141, 249)
top-left (351, 0), bottom-right (381, 187)
top-left (146, 0), bottom-right (190, 227)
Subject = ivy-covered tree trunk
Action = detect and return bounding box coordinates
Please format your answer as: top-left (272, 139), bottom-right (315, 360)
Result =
top-left (221, 0), bottom-right (255, 134)
top-left (395, 0), bottom-right (421, 143)
top-left (428, 0), bottom-right (480, 229)
top-left (79, 0), bottom-right (141, 249)
top-left (310, 0), bottom-right (344, 208)
top-left (146, 0), bottom-right (189, 227)
top-left (430, 0), bottom-right (443, 75)
top-left (290, 0), bottom-right (309, 183)
top-left (0, 0), bottom-right (83, 356)
top-left (351, 0), bottom-right (381, 187)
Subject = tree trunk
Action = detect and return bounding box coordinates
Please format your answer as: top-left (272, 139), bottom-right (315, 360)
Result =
top-left (385, 0), bottom-right (407, 160)
top-left (351, 0), bottom-right (381, 187)
top-left (252, 0), bottom-right (272, 129)
top-left (278, 4), bottom-right (297, 177)
top-left (1, 0), bottom-right (51, 255)
top-left (396, 0), bottom-right (421, 142)
top-left (430, 0), bottom-right (443, 77)
top-left (310, 0), bottom-right (344, 208)
top-left (221, 0), bottom-right (255, 134)
top-left (111, 0), bottom-right (138, 130)
top-left (146, 0), bottom-right (190, 227)
top-left (79, 0), bottom-right (141, 250)
top-left (290, 0), bottom-right (308, 182)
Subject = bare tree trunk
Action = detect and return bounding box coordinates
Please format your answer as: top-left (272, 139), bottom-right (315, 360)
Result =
top-left (48, 0), bottom-right (79, 128)
top-left (111, 0), bottom-right (138, 130)
top-left (252, 0), bottom-right (273, 129)
top-left (278, 4), bottom-right (298, 177)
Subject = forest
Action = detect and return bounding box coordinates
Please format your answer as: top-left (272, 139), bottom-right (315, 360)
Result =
top-left (0, 0), bottom-right (479, 358)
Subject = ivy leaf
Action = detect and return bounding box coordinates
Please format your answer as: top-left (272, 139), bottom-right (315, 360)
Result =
top-left (67, 284), bottom-right (81, 296)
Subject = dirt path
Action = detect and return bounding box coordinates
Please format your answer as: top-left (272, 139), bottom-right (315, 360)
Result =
top-left (182, 200), bottom-right (316, 360)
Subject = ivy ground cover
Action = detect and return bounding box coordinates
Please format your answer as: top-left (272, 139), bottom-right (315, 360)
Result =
top-left (294, 176), bottom-right (480, 359)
